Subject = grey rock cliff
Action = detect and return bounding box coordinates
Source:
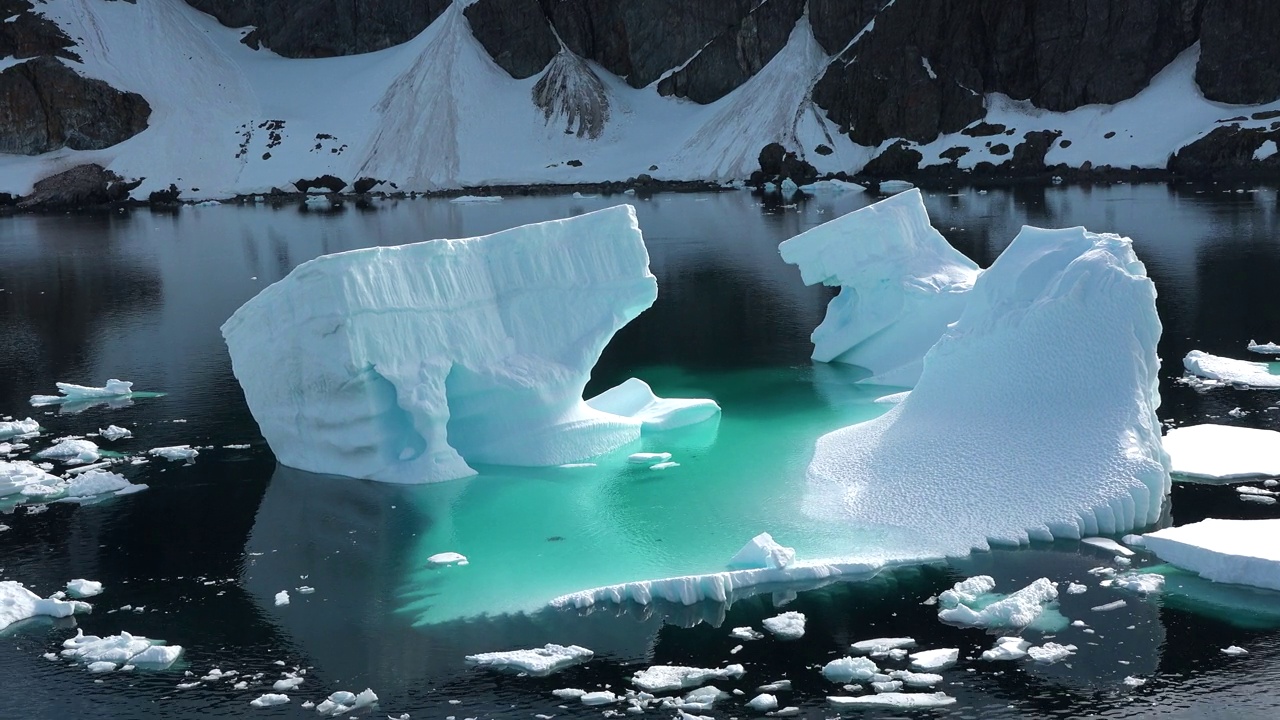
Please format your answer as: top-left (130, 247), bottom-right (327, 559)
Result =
top-left (0, 56), bottom-right (151, 155)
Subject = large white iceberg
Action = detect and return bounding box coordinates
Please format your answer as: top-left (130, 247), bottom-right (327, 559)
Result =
top-left (1163, 424), bottom-right (1280, 480)
top-left (1143, 519), bottom-right (1280, 592)
top-left (802, 220), bottom-right (1170, 554)
top-left (778, 188), bottom-right (979, 387)
top-left (1183, 351), bottom-right (1280, 388)
top-left (223, 206), bottom-right (714, 483)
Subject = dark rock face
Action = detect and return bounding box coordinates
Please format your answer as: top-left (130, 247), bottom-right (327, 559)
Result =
top-left (1196, 0), bottom-right (1280, 104)
top-left (861, 141), bottom-right (923, 177)
top-left (815, 0), bottom-right (1204, 146)
top-left (183, 0), bottom-right (450, 58)
top-left (465, 0), bottom-right (559, 79)
top-left (0, 0), bottom-right (79, 60)
top-left (656, 0), bottom-right (805, 104)
top-left (532, 50), bottom-right (610, 139)
top-left (1169, 125), bottom-right (1280, 177)
top-left (0, 57), bottom-right (151, 155)
top-left (294, 175), bottom-right (347, 193)
top-left (753, 142), bottom-right (817, 187)
top-left (18, 164), bottom-right (141, 210)
top-left (808, 0), bottom-right (883, 55)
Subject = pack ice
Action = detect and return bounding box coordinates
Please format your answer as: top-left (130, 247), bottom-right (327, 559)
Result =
top-left (778, 189), bottom-right (979, 387)
top-left (223, 206), bottom-right (716, 483)
top-left (801, 206), bottom-right (1170, 554)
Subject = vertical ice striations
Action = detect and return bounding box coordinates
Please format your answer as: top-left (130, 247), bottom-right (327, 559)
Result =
top-left (222, 205), bottom-right (660, 483)
top-left (803, 221), bottom-right (1170, 553)
top-left (779, 189), bottom-right (979, 387)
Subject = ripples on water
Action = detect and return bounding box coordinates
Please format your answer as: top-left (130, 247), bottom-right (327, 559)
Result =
top-left (1, 184), bottom-right (1279, 717)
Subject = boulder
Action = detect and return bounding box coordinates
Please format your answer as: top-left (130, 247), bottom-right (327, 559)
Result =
top-left (18, 164), bottom-right (142, 210)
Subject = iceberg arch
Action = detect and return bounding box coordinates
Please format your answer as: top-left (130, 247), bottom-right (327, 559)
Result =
top-left (223, 205), bottom-right (715, 483)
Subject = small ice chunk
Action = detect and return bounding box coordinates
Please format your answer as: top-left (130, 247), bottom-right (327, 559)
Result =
top-left (649, 461), bottom-right (680, 470)
top-left (938, 577), bottom-right (1058, 628)
top-left (1247, 339), bottom-right (1280, 355)
top-left (31, 379), bottom-right (133, 406)
top-left (35, 438), bottom-right (100, 465)
top-left (250, 694), bottom-right (291, 708)
top-left (728, 533), bottom-right (796, 570)
top-left (1082, 537), bottom-right (1135, 557)
top-left (464, 644), bottom-right (593, 676)
top-left (762, 611), bottom-right (805, 640)
top-left (1221, 645), bottom-right (1248, 656)
top-left (1240, 494), bottom-right (1276, 504)
top-left (274, 591), bottom-right (290, 606)
top-left (730, 627), bottom-right (764, 641)
top-left (828, 692), bottom-right (955, 709)
top-left (981, 636), bottom-right (1031, 661)
top-left (756, 680), bottom-right (790, 692)
top-left (771, 707), bottom-right (800, 717)
top-left (426, 552), bottom-right (468, 567)
top-left (586, 378), bottom-right (720, 431)
top-left (908, 648), bottom-right (958, 671)
top-left (871, 680), bottom-right (902, 693)
top-left (1027, 642), bottom-right (1076, 663)
top-left (1092, 600), bottom-right (1127, 612)
top-left (297, 586), bottom-right (315, 594)
top-left (67, 579), bottom-right (104, 598)
top-left (450, 195), bottom-right (503, 204)
top-left (130, 644), bottom-right (183, 668)
top-left (552, 689), bottom-right (587, 699)
top-left (938, 575), bottom-right (996, 607)
top-left (64, 470), bottom-right (135, 497)
top-left (1066, 583), bottom-right (1088, 594)
top-left (0, 418), bottom-right (40, 440)
top-left (1123, 676), bottom-right (1147, 688)
top-left (746, 693), bottom-right (778, 711)
top-left (580, 691), bottom-right (617, 706)
top-left (627, 452), bottom-right (672, 465)
top-left (87, 661), bottom-right (117, 673)
top-left (822, 657), bottom-right (878, 683)
top-left (1113, 573), bottom-right (1164, 595)
top-left (631, 665), bottom-right (745, 692)
top-left (273, 676), bottom-right (303, 692)
top-left (98, 426), bottom-right (132, 442)
top-left (850, 637), bottom-right (916, 655)
top-left (889, 670), bottom-right (942, 687)
top-left (149, 446), bottom-right (198, 462)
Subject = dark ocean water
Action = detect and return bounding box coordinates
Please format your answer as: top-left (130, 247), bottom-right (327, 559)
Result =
top-left (1, 184), bottom-right (1279, 719)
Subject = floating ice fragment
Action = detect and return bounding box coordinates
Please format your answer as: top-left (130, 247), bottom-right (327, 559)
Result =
top-left (98, 426), bottom-right (132, 442)
top-left (909, 648), bottom-right (959, 671)
top-left (552, 689), bottom-right (587, 699)
top-left (797, 179), bottom-right (865, 194)
top-left (649, 461), bottom-right (680, 470)
top-left (274, 591), bottom-right (290, 606)
top-left (1113, 573), bottom-right (1165, 595)
top-left (1248, 340), bottom-right (1280, 355)
top-left (627, 452), bottom-right (671, 464)
top-left (746, 693), bottom-right (778, 711)
top-left (35, 439), bottom-right (100, 465)
top-left (631, 665), bottom-right (745, 693)
top-left (981, 637), bottom-right (1031, 661)
top-left (87, 661), bottom-right (117, 673)
top-left (1092, 600), bottom-right (1127, 612)
top-left (730, 627), bottom-right (763, 641)
top-left (1124, 676), bottom-right (1148, 688)
top-left (778, 189), bottom-right (978, 386)
top-left (149, 446), bottom-right (198, 462)
top-left (297, 586), bottom-right (315, 594)
top-left (851, 637), bottom-right (916, 655)
top-left (585, 378), bottom-right (720, 431)
top-left (828, 692), bottom-right (955, 709)
top-left (31, 380), bottom-right (133, 407)
top-left (1163, 425), bottom-right (1280, 480)
top-left (0, 581), bottom-right (91, 631)
top-left (0, 418), bottom-right (39, 440)
top-left (449, 195), bottom-right (503, 203)
top-left (762, 611), bottom-right (805, 640)
top-left (1027, 642), bottom-right (1076, 663)
top-left (1066, 583), bottom-right (1088, 595)
top-left (426, 552), bottom-right (468, 567)
top-left (1143, 518), bottom-right (1280, 592)
top-left (274, 676), bottom-right (303, 692)
top-left (222, 207), bottom-right (672, 483)
top-left (464, 644), bottom-right (593, 676)
top-left (728, 533), bottom-right (795, 570)
top-left (1082, 537), bottom-right (1135, 557)
top-left (889, 670), bottom-right (943, 687)
top-left (66, 579), bottom-right (104, 598)
top-left (822, 657), bottom-right (878, 683)
top-left (1183, 351), bottom-right (1280, 388)
top-left (1221, 645), bottom-right (1248, 656)
top-left (251, 694), bottom-right (291, 707)
top-left (580, 691), bottom-right (616, 705)
top-left (938, 576), bottom-right (1058, 629)
top-left (65, 471), bottom-right (138, 498)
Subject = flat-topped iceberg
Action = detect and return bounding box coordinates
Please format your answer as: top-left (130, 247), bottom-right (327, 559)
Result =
top-left (1163, 424), bottom-right (1280, 480)
top-left (223, 205), bottom-right (715, 483)
top-left (585, 378), bottom-right (720, 431)
top-left (465, 644), bottom-right (593, 676)
top-left (802, 220), bottom-right (1169, 553)
top-left (1143, 519), bottom-right (1280, 592)
top-left (1183, 351), bottom-right (1280, 388)
top-left (779, 189), bottom-right (979, 387)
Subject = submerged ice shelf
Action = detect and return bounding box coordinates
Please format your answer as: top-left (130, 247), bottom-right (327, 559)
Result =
top-left (223, 206), bottom-right (717, 483)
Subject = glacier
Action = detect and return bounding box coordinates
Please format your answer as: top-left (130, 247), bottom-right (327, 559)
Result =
top-left (224, 205), bottom-right (716, 483)
top-left (801, 217), bottom-right (1170, 554)
top-left (778, 189), bottom-right (979, 387)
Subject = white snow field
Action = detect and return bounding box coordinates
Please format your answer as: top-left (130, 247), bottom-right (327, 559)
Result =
top-left (1183, 351), bottom-right (1280, 388)
top-left (224, 205), bottom-right (715, 483)
top-left (464, 644), bottom-right (593, 676)
top-left (1163, 425), bottom-right (1280, 481)
top-left (779, 189), bottom-right (979, 387)
top-left (7, 4), bottom-right (1280, 199)
top-left (0, 581), bottom-right (92, 631)
top-left (801, 214), bottom-right (1170, 557)
top-left (1143, 519), bottom-right (1280, 592)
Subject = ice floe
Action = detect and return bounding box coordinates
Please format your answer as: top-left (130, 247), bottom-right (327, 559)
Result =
top-left (828, 692), bottom-right (955, 709)
top-left (730, 627), bottom-right (764, 641)
top-left (426, 552), bottom-right (468, 567)
top-left (1143, 518), bottom-right (1280, 592)
top-left (1221, 645), bottom-right (1249, 656)
top-left (801, 216), bottom-right (1168, 555)
top-left (585, 377), bottom-right (720, 431)
top-left (778, 189), bottom-right (979, 387)
top-left (850, 637), bottom-right (916, 655)
top-left (746, 692), bottom-right (778, 711)
top-left (1247, 340), bottom-right (1280, 354)
top-left (0, 418), bottom-right (39, 440)
top-left (1027, 642), bottom-right (1076, 663)
top-left (0, 581), bottom-right (92, 631)
top-left (909, 648), bottom-right (959, 671)
top-left (315, 689), bottom-right (377, 716)
top-left (631, 665), bottom-right (745, 693)
top-left (981, 637), bottom-right (1032, 661)
top-left (1163, 425), bottom-right (1280, 480)
top-left (1113, 573), bottom-right (1165, 595)
top-left (822, 657), bottom-right (878, 683)
top-left (35, 438), bottom-right (101, 465)
top-left (937, 575), bottom-right (1061, 629)
top-left (61, 629), bottom-right (183, 669)
top-left (464, 644), bottom-right (593, 676)
top-left (727, 533), bottom-right (795, 570)
top-left (98, 425), bottom-right (132, 442)
top-left (31, 379), bottom-right (134, 406)
top-left (1183, 351), bottom-right (1280, 388)
top-left (1082, 537), bottom-right (1136, 557)
top-left (66, 579), bottom-right (104, 598)
top-left (762, 611), bottom-right (805, 639)
top-left (149, 446), bottom-right (198, 462)
top-left (250, 694), bottom-right (291, 707)
top-left (224, 206), bottom-right (725, 483)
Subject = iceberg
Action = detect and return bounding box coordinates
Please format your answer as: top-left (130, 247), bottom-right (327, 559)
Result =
top-left (35, 438), bottom-right (101, 465)
top-left (1163, 425), bottom-right (1280, 480)
top-left (762, 611), bottom-right (805, 639)
top-left (66, 579), bottom-right (104, 598)
top-left (727, 533), bottom-right (795, 570)
top-left (778, 189), bottom-right (979, 387)
top-left (0, 581), bottom-right (92, 631)
top-left (1183, 351), bottom-right (1280, 388)
top-left (821, 657), bottom-right (878, 683)
top-left (936, 576), bottom-right (1059, 629)
top-left (98, 425), bottom-right (132, 442)
top-left (60, 629), bottom-right (182, 669)
top-left (981, 636), bottom-right (1031, 661)
top-left (801, 220), bottom-right (1169, 554)
top-left (1143, 519), bottom-right (1280, 592)
top-left (464, 644), bottom-right (593, 676)
top-left (1247, 340), bottom-right (1280, 355)
top-left (222, 206), bottom-right (719, 484)
top-left (584, 378), bottom-right (720, 431)
top-left (0, 418), bottom-right (39, 440)
top-left (631, 665), bottom-right (745, 693)
top-left (31, 379), bottom-right (133, 406)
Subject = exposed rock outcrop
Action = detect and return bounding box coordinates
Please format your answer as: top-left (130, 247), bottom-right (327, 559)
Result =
top-left (0, 0), bottom-right (79, 60)
top-left (18, 164), bottom-right (141, 210)
top-left (0, 57), bottom-right (151, 155)
top-left (464, 0), bottom-right (559, 79)
top-left (1195, 0), bottom-right (1280, 104)
top-left (532, 50), bottom-right (611, 139)
top-left (1168, 126), bottom-right (1280, 177)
